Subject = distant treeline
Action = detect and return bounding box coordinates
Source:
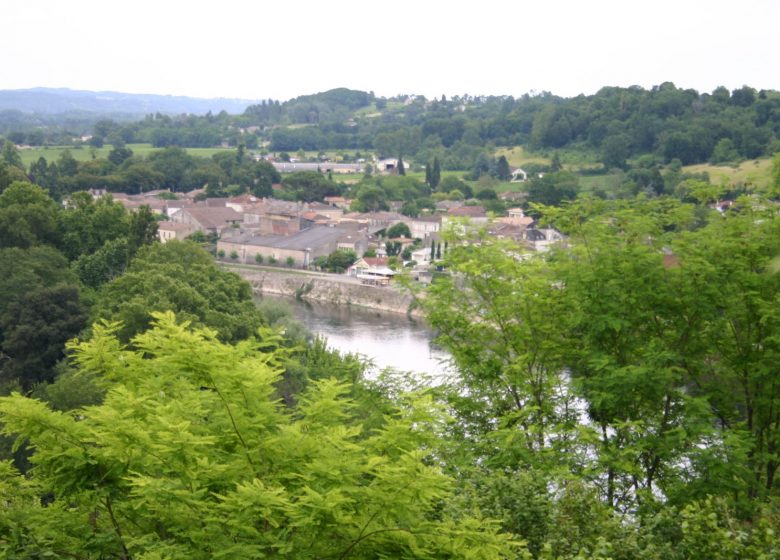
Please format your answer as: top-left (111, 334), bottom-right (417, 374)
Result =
top-left (3, 84), bottom-right (780, 170)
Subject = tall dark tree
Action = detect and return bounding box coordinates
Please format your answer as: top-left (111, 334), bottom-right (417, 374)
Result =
top-left (1, 141), bottom-right (24, 170)
top-left (0, 162), bottom-right (12, 194)
top-left (550, 152), bottom-right (562, 172)
top-left (397, 154), bottom-right (406, 176)
top-left (431, 157), bottom-right (441, 188)
top-left (496, 155), bottom-right (511, 181)
top-left (0, 246), bottom-right (88, 390)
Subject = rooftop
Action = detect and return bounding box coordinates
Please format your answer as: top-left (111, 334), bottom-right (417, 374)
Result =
top-left (180, 207), bottom-right (242, 229)
top-left (222, 225), bottom-right (352, 251)
top-left (448, 205), bottom-right (487, 217)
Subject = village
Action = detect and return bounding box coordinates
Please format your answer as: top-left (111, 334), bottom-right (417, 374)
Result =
top-left (97, 160), bottom-right (565, 287)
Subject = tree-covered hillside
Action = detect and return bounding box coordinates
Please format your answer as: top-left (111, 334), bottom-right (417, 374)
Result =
top-left (4, 84), bottom-right (779, 171)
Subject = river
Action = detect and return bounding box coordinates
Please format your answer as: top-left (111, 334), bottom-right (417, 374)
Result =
top-left (257, 295), bottom-right (454, 381)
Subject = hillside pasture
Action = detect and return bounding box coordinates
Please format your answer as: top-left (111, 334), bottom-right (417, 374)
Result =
top-left (495, 146), bottom-right (549, 168)
top-left (19, 143), bottom-right (238, 167)
top-left (683, 158), bottom-right (774, 190)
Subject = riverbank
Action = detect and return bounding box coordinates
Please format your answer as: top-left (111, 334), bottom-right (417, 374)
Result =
top-left (226, 264), bottom-right (421, 317)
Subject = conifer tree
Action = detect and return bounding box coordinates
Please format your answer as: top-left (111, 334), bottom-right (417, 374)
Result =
top-left (431, 157), bottom-right (441, 188)
top-left (496, 155), bottom-right (511, 181)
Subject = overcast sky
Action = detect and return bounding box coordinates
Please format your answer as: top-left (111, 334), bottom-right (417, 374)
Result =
top-left (5, 0), bottom-right (779, 101)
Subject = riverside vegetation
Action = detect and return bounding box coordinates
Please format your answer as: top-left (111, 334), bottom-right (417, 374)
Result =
top-left (2, 84), bottom-right (780, 557)
top-left (3, 185), bottom-right (780, 557)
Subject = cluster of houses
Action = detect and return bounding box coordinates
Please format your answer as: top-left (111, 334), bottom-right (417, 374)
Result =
top-left (252, 155), bottom-right (412, 177)
top-left (102, 188), bottom-right (563, 283)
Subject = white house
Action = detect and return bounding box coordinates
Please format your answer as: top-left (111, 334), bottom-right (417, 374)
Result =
top-left (375, 158), bottom-right (409, 174)
top-left (511, 168), bottom-right (528, 182)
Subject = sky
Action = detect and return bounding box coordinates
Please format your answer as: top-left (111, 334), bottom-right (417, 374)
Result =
top-left (5, 0), bottom-right (779, 102)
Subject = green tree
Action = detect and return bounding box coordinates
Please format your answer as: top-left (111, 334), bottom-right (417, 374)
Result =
top-left (401, 200), bottom-right (419, 217)
top-left (601, 134), bottom-right (631, 169)
top-left (550, 200), bottom-right (716, 509)
top-left (710, 138), bottom-right (740, 164)
top-left (0, 182), bottom-right (59, 249)
top-left (0, 313), bottom-right (518, 559)
top-left (386, 222), bottom-right (412, 239)
top-left (431, 157), bottom-right (441, 188)
top-left (385, 241), bottom-right (402, 256)
top-left (549, 152), bottom-right (562, 172)
top-left (117, 161), bottom-right (166, 195)
top-left (438, 175), bottom-right (470, 197)
top-left (56, 192), bottom-right (130, 260)
top-left (525, 172), bottom-right (578, 208)
top-left (107, 143), bottom-right (134, 167)
top-left (676, 203), bottom-right (780, 501)
top-left (324, 249), bottom-right (357, 273)
top-left (496, 155), bottom-right (511, 181)
top-left (93, 241), bottom-right (264, 343)
top-left (126, 204), bottom-right (160, 255)
top-left (57, 149), bottom-right (79, 177)
top-left (769, 150), bottom-right (780, 197)
top-left (352, 184), bottom-right (388, 212)
top-left (279, 171), bottom-right (341, 202)
top-left (0, 246), bottom-right (87, 390)
top-left (147, 146), bottom-right (196, 191)
top-left (1, 140), bottom-right (24, 170)
top-left (73, 238), bottom-right (131, 289)
top-left (0, 162), bottom-right (11, 194)
top-left (397, 154), bottom-right (406, 176)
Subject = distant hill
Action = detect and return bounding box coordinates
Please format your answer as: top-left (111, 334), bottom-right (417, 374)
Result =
top-left (0, 88), bottom-right (259, 116)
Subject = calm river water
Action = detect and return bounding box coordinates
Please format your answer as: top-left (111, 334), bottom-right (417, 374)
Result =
top-left (258, 295), bottom-right (454, 380)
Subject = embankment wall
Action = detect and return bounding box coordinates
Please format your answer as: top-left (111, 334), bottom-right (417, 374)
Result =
top-left (230, 267), bottom-right (420, 316)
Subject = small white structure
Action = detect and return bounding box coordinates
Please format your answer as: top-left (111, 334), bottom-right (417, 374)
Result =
top-left (375, 158), bottom-right (409, 174)
top-left (510, 168), bottom-right (528, 182)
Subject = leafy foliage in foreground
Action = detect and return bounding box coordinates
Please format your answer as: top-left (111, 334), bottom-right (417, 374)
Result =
top-left (421, 195), bottom-right (780, 556)
top-left (0, 313), bottom-right (518, 559)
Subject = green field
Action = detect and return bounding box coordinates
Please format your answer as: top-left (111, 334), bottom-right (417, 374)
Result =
top-left (18, 143), bottom-right (239, 167)
top-left (495, 146), bottom-right (550, 168)
top-left (682, 158), bottom-right (774, 189)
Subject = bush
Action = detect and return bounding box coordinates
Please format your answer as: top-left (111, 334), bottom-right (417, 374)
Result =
top-left (229, 251), bottom-right (239, 260)
top-left (286, 256), bottom-right (295, 267)
top-left (217, 249), bottom-right (225, 258)
top-left (255, 253), bottom-right (264, 264)
top-left (387, 222), bottom-right (412, 239)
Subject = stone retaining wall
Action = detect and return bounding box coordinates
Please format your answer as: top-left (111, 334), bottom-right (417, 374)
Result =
top-left (230, 267), bottom-right (420, 316)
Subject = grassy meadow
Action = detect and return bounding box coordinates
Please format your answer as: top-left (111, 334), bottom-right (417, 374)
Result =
top-left (682, 158), bottom-right (774, 190)
top-left (495, 146), bottom-right (550, 168)
top-left (18, 143), bottom-right (239, 167)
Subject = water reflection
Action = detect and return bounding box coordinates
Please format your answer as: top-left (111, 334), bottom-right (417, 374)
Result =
top-left (258, 295), bottom-right (453, 379)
